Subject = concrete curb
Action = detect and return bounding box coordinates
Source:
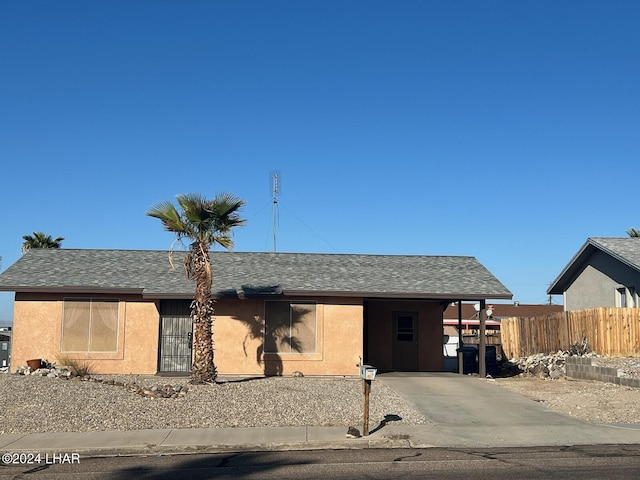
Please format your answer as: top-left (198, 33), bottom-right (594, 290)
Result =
top-left (1, 438), bottom-right (414, 459)
top-left (0, 426), bottom-right (416, 459)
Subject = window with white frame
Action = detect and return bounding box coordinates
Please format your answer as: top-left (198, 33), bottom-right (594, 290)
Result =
top-left (263, 301), bottom-right (317, 354)
top-left (61, 299), bottom-right (119, 352)
top-left (616, 287), bottom-right (635, 308)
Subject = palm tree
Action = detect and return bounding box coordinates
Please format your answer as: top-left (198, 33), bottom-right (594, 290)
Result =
top-left (627, 228), bottom-right (640, 237)
top-left (147, 193), bottom-right (246, 384)
top-left (21, 232), bottom-right (64, 253)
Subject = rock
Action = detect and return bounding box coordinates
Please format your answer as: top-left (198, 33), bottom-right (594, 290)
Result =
top-left (10, 363), bottom-right (191, 400)
top-left (346, 426), bottom-right (361, 438)
top-left (504, 351), bottom-right (600, 380)
top-left (549, 369), bottom-right (563, 379)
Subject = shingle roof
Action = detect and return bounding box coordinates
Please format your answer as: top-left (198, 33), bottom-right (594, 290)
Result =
top-left (547, 237), bottom-right (640, 295)
top-left (0, 249), bottom-right (512, 300)
top-left (589, 237), bottom-right (640, 270)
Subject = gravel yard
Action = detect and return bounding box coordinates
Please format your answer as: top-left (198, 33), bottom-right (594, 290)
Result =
top-left (495, 356), bottom-right (640, 425)
top-left (3, 356), bottom-right (640, 435)
top-left (495, 376), bottom-right (640, 425)
top-left (0, 373), bottom-right (428, 435)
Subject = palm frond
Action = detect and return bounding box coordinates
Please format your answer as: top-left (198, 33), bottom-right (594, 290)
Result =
top-left (177, 193), bottom-right (213, 232)
top-left (21, 231), bottom-right (64, 253)
top-left (146, 201), bottom-right (188, 235)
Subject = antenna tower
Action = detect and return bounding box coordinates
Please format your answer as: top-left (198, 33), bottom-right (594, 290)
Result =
top-left (270, 171), bottom-right (281, 252)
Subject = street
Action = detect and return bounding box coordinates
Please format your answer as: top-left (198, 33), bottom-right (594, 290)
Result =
top-left (2, 445), bottom-right (640, 479)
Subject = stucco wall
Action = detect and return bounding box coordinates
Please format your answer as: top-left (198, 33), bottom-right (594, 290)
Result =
top-left (10, 294), bottom-right (364, 376)
top-left (566, 251), bottom-right (640, 310)
top-left (11, 293), bottom-right (159, 374)
top-left (214, 297), bottom-right (364, 376)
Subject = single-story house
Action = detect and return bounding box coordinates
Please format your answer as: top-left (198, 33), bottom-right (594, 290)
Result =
top-left (547, 237), bottom-right (640, 311)
top-left (0, 249), bottom-right (512, 376)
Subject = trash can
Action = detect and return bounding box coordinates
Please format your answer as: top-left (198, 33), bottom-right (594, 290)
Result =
top-left (457, 346), bottom-right (478, 374)
top-left (485, 345), bottom-right (498, 376)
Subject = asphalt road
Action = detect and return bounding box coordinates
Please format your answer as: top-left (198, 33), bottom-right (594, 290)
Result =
top-left (2, 445), bottom-right (640, 479)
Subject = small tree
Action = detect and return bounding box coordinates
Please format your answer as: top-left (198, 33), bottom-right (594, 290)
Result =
top-left (147, 193), bottom-right (246, 384)
top-left (22, 232), bottom-right (64, 253)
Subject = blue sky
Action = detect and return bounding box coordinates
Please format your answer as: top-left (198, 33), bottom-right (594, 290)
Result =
top-left (1, 1), bottom-right (638, 321)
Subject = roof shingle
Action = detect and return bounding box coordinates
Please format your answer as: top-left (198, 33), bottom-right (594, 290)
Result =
top-left (0, 249), bottom-right (512, 300)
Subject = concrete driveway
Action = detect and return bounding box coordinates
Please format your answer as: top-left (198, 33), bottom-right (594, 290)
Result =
top-left (376, 372), bottom-right (640, 448)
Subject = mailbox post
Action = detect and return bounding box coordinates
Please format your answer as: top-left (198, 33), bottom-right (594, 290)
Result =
top-left (358, 364), bottom-right (377, 436)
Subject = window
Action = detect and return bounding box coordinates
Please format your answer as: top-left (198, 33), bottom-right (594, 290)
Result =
top-left (1, 342), bottom-right (7, 351)
top-left (61, 299), bottom-right (119, 352)
top-left (396, 314), bottom-right (415, 342)
top-left (264, 301), bottom-right (316, 354)
top-left (617, 287), bottom-right (629, 308)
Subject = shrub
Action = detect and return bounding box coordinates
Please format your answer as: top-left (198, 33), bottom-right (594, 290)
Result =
top-left (55, 355), bottom-right (95, 377)
top-left (569, 337), bottom-right (590, 356)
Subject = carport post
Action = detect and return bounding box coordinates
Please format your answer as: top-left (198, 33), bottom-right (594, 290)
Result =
top-left (479, 300), bottom-right (487, 378)
top-left (457, 301), bottom-right (464, 375)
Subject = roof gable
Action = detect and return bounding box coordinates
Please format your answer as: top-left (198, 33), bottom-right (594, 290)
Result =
top-left (0, 249), bottom-right (512, 300)
top-left (547, 237), bottom-right (640, 295)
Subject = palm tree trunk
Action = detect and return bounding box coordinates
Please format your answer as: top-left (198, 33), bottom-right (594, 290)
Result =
top-left (190, 242), bottom-right (217, 384)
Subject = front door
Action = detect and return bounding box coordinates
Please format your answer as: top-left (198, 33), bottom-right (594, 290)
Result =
top-left (392, 311), bottom-right (418, 370)
top-left (159, 315), bottom-right (193, 374)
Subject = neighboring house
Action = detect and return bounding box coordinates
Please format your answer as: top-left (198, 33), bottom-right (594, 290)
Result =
top-left (0, 249), bottom-right (511, 376)
top-left (547, 237), bottom-right (640, 311)
top-left (0, 327), bottom-right (11, 368)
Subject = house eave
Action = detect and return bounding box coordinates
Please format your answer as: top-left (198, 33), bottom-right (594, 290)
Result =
top-left (0, 286), bottom-right (512, 302)
top-left (282, 289), bottom-right (512, 300)
top-left (547, 239), bottom-right (593, 295)
top-left (143, 292), bottom-right (194, 300)
top-left (0, 286), bottom-right (145, 295)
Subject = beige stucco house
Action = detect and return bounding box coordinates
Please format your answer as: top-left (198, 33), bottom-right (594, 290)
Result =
top-left (0, 249), bottom-right (511, 376)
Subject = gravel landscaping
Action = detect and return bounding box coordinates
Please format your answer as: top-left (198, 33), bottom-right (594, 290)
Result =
top-left (0, 373), bottom-right (428, 435)
top-left (3, 356), bottom-right (640, 435)
top-left (496, 356), bottom-right (640, 424)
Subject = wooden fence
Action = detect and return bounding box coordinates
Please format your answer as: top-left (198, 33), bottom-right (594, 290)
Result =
top-left (500, 308), bottom-right (640, 358)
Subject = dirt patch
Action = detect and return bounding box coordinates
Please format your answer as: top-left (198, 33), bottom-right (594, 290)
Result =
top-left (494, 376), bottom-right (640, 424)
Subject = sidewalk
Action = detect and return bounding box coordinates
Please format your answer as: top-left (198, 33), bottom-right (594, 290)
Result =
top-left (3, 373), bottom-right (640, 457)
top-left (0, 426), bottom-right (410, 457)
